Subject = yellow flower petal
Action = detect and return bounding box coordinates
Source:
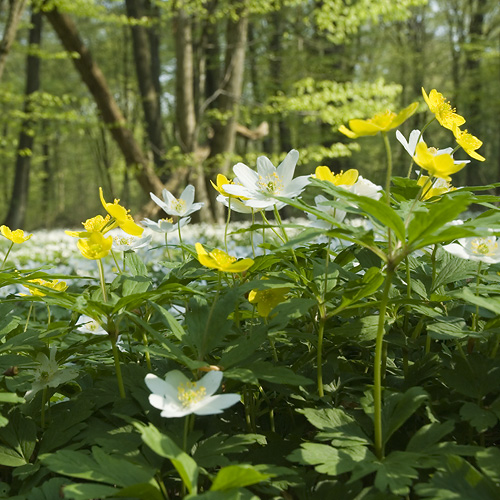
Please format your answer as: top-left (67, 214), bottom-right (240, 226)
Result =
top-left (413, 142), bottom-right (466, 181)
top-left (248, 287), bottom-right (289, 317)
top-left (77, 232), bottom-right (113, 260)
top-left (99, 187), bottom-right (144, 236)
top-left (453, 127), bottom-right (485, 162)
top-left (315, 166), bottom-right (358, 186)
top-left (26, 278), bottom-right (68, 297)
top-left (422, 88), bottom-right (466, 131)
top-left (339, 102), bottom-right (418, 138)
top-left (0, 225), bottom-right (32, 244)
top-left (195, 242), bottom-right (253, 273)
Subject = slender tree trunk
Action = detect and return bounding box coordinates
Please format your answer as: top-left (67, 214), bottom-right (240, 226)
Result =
top-left (4, 9), bottom-right (42, 229)
top-left (43, 4), bottom-right (167, 199)
top-left (174, 6), bottom-right (213, 222)
top-left (206, 2), bottom-right (249, 221)
top-left (464, 0), bottom-right (485, 186)
top-left (125, 0), bottom-right (165, 174)
top-left (0, 0), bottom-right (28, 82)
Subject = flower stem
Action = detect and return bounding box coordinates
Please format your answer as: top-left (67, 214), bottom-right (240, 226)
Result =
top-left (317, 305), bottom-right (326, 398)
top-left (97, 259), bottom-right (108, 303)
top-left (373, 268), bottom-right (394, 460)
top-left (224, 199), bottom-right (232, 253)
top-left (1, 242), bottom-right (14, 270)
top-left (111, 337), bottom-right (126, 399)
top-left (24, 303), bottom-right (33, 332)
top-left (382, 131), bottom-right (392, 205)
top-left (40, 386), bottom-right (48, 429)
top-left (178, 221), bottom-right (185, 260)
top-left (111, 250), bottom-right (122, 274)
top-left (142, 330), bottom-right (152, 372)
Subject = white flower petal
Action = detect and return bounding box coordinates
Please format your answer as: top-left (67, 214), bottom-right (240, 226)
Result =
top-left (193, 394), bottom-right (241, 415)
top-left (442, 242), bottom-right (474, 260)
top-left (233, 163), bottom-right (259, 189)
top-left (180, 185), bottom-right (195, 206)
top-left (150, 193), bottom-right (171, 214)
top-left (282, 175), bottom-right (310, 197)
top-left (277, 149), bottom-right (299, 186)
top-left (256, 155), bottom-right (276, 178)
top-left (161, 189), bottom-right (176, 205)
top-left (198, 370), bottom-right (223, 397)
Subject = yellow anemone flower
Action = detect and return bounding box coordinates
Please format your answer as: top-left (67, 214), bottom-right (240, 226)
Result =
top-left (77, 232), bottom-right (113, 260)
top-left (339, 102), bottom-right (418, 139)
top-left (453, 127), bottom-right (485, 162)
top-left (421, 88), bottom-right (465, 131)
top-left (26, 278), bottom-right (68, 297)
top-left (315, 167), bottom-right (358, 186)
top-left (248, 287), bottom-right (289, 317)
top-left (0, 225), bottom-right (32, 244)
top-left (417, 176), bottom-right (455, 201)
top-left (99, 187), bottom-right (144, 237)
top-left (66, 215), bottom-right (112, 238)
top-left (195, 242), bottom-right (254, 273)
top-left (413, 142), bottom-right (466, 181)
top-left (211, 174), bottom-right (233, 197)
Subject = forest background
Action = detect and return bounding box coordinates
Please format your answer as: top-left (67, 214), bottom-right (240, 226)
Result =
top-left (0, 0), bottom-right (498, 230)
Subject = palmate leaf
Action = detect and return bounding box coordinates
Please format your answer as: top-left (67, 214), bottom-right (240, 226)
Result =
top-left (135, 422), bottom-right (199, 495)
top-left (406, 194), bottom-right (472, 249)
top-left (460, 402), bottom-right (498, 433)
top-left (0, 411), bottom-right (36, 467)
top-left (210, 464), bottom-right (273, 491)
top-left (476, 448), bottom-right (500, 484)
top-left (382, 387), bottom-right (429, 446)
top-left (288, 442), bottom-right (374, 476)
top-left (415, 455), bottom-right (500, 499)
top-left (298, 407), bottom-right (371, 446)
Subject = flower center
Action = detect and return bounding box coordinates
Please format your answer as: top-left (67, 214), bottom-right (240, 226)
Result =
top-left (177, 382), bottom-right (207, 408)
top-left (257, 172), bottom-right (283, 194)
top-left (172, 199), bottom-right (186, 213)
top-left (471, 238), bottom-right (497, 255)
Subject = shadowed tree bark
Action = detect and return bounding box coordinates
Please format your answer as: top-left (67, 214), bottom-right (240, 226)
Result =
top-left (42, 4), bottom-right (169, 201)
top-left (125, 0), bottom-right (165, 175)
top-left (4, 8), bottom-right (42, 228)
top-left (0, 0), bottom-right (28, 83)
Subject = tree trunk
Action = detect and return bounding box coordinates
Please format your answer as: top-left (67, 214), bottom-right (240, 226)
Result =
top-left (42, 4), bottom-right (167, 199)
top-left (206, 2), bottom-right (249, 221)
top-left (0, 0), bottom-right (28, 82)
top-left (174, 7), bottom-right (213, 222)
top-left (4, 8), bottom-right (42, 229)
top-left (125, 0), bottom-right (165, 174)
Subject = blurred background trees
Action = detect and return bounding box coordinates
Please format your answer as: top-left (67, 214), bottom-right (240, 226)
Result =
top-left (0, 0), bottom-right (498, 228)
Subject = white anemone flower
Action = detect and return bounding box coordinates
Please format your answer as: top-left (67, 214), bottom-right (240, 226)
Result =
top-left (151, 185), bottom-right (204, 218)
top-left (76, 315), bottom-right (107, 335)
top-left (222, 149), bottom-right (310, 210)
top-left (396, 129), bottom-right (469, 165)
top-left (307, 195), bottom-right (346, 228)
top-left (215, 194), bottom-right (254, 214)
top-left (112, 233), bottom-right (152, 252)
top-left (443, 235), bottom-right (500, 264)
top-left (141, 216), bottom-right (191, 234)
top-left (25, 347), bottom-right (78, 401)
top-left (145, 369), bottom-right (240, 418)
top-left (350, 176), bottom-right (383, 200)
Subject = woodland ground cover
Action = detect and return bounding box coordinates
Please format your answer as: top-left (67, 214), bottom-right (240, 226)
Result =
top-left (0, 88), bottom-right (500, 499)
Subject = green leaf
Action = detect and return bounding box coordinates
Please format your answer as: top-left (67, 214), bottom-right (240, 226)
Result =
top-left (124, 251), bottom-right (148, 277)
top-left (149, 301), bottom-right (187, 342)
top-left (219, 328), bottom-right (268, 369)
top-left (298, 407), bottom-right (371, 446)
top-left (0, 392), bottom-right (24, 404)
top-left (331, 315), bottom-right (379, 342)
top-left (415, 455), bottom-right (500, 499)
top-left (22, 477), bottom-right (69, 500)
top-left (193, 434), bottom-right (266, 468)
top-left (135, 422), bottom-right (199, 495)
top-left (460, 402), bottom-right (498, 433)
top-left (0, 411), bottom-right (36, 466)
top-left (62, 483), bottom-right (118, 500)
top-left (406, 421), bottom-right (455, 453)
top-left (226, 361), bottom-right (313, 387)
top-left (373, 451), bottom-right (419, 496)
top-left (186, 291), bottom-right (238, 358)
top-left (476, 447), bottom-right (500, 483)
top-left (210, 464), bottom-right (272, 491)
top-left (288, 442), bottom-right (374, 476)
top-left (114, 483), bottom-right (164, 500)
top-left (407, 195), bottom-right (471, 249)
top-left (383, 387), bottom-right (429, 445)
top-left (427, 316), bottom-right (472, 340)
top-left (40, 450), bottom-right (109, 482)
